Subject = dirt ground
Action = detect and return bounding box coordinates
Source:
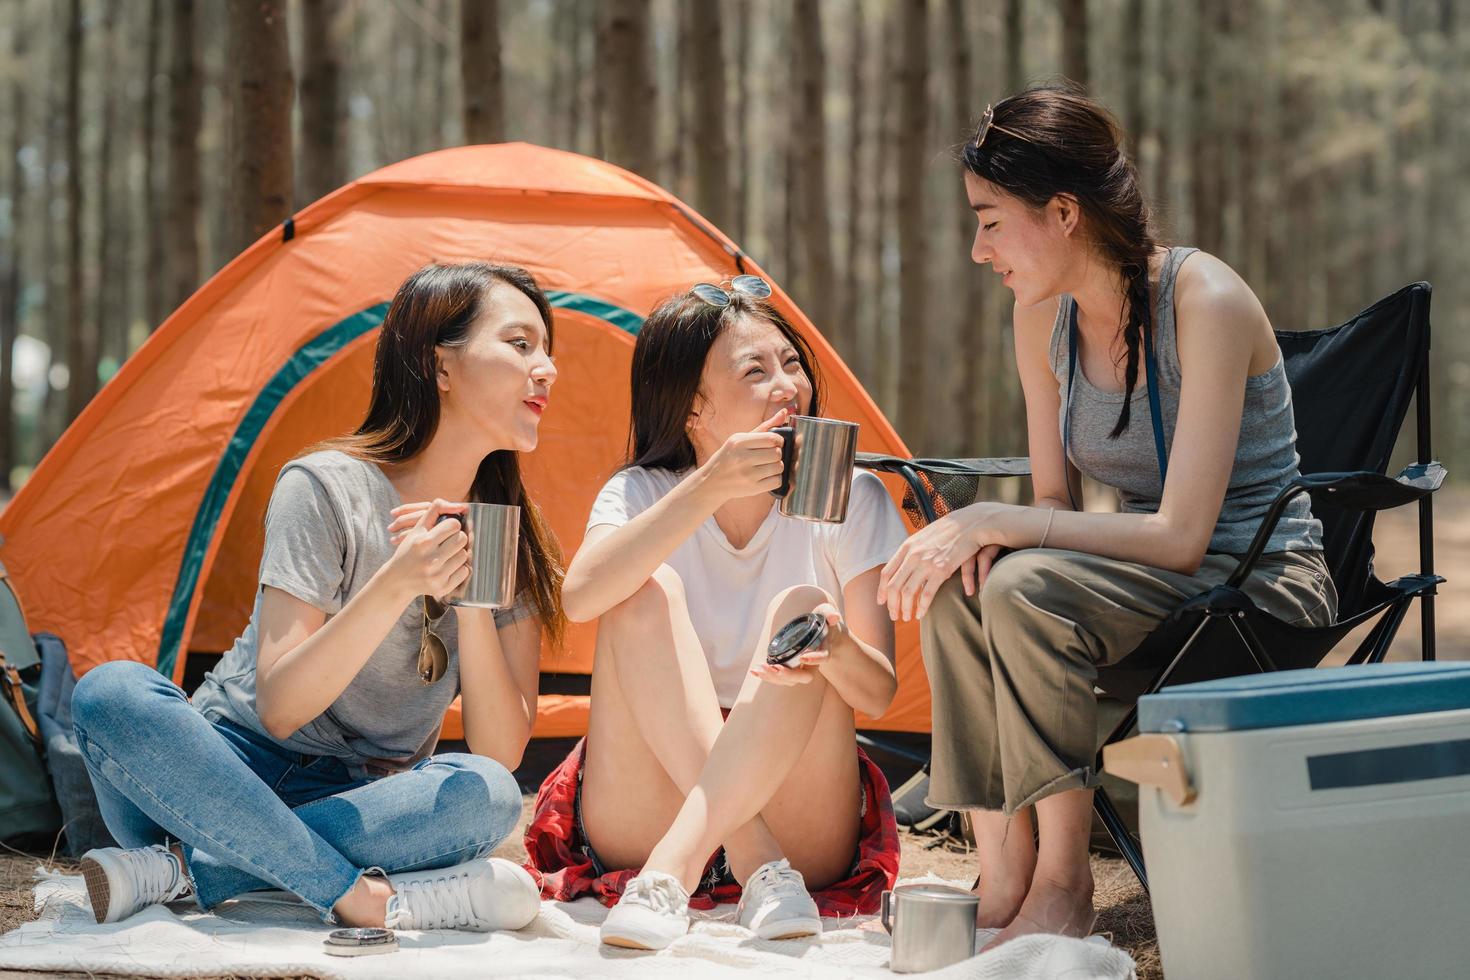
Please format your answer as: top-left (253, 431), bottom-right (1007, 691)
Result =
top-left (2, 492), bottom-right (1464, 979)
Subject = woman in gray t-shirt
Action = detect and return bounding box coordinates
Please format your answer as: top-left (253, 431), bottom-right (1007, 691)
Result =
top-left (69, 262), bottom-right (567, 933)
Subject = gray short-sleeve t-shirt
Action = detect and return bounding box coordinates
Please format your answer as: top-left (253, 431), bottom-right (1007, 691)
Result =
top-left (191, 450), bottom-right (529, 777)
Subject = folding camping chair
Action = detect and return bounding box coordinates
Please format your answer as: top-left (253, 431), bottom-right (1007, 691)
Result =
top-left (857, 281), bottom-right (1445, 891)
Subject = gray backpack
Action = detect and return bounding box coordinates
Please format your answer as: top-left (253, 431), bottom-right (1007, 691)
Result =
top-left (0, 556), bottom-right (61, 846)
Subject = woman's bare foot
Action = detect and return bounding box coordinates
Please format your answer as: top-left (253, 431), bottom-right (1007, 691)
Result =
top-left (973, 850), bottom-right (1035, 929)
top-left (968, 808), bottom-right (1038, 930)
top-left (981, 871), bottom-right (1095, 952)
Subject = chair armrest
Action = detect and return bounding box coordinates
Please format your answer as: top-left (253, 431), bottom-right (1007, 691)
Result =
top-left (1226, 461), bottom-right (1446, 588)
top-left (855, 453), bottom-right (1032, 478)
top-left (855, 455), bottom-right (1032, 527)
top-left (1293, 461), bottom-right (1445, 511)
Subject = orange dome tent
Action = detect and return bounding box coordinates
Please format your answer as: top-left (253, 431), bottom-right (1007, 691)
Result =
top-left (0, 144), bottom-right (933, 737)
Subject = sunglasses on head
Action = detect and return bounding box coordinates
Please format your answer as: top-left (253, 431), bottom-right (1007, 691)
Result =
top-left (973, 103), bottom-right (1029, 150)
top-left (418, 595), bottom-right (450, 685)
top-left (689, 274), bottom-right (773, 308)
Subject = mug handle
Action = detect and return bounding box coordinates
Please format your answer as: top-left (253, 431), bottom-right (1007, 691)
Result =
top-left (769, 425), bottom-right (795, 499)
top-left (880, 889), bottom-right (894, 935)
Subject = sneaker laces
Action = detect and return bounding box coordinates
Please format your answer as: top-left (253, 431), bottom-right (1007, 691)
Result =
top-left (394, 869), bottom-right (477, 930)
top-left (747, 861), bottom-right (807, 909)
top-left (623, 873), bottom-right (687, 916)
top-left (125, 846), bottom-right (190, 904)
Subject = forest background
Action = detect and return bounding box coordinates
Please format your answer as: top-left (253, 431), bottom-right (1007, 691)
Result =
top-left (1, 0), bottom-right (1467, 495)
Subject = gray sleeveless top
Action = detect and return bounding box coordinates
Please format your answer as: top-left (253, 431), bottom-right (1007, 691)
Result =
top-left (1050, 247), bottom-right (1323, 556)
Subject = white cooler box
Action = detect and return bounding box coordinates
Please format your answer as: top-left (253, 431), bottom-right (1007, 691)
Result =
top-left (1105, 662), bottom-right (1470, 980)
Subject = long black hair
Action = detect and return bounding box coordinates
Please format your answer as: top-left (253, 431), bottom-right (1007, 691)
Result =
top-left (627, 289), bottom-right (824, 471)
top-left (316, 262), bottom-right (567, 647)
top-left (963, 84), bottom-right (1159, 439)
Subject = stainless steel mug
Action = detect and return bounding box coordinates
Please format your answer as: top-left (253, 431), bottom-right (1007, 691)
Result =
top-left (446, 503), bottom-right (520, 608)
top-left (770, 415), bottom-right (859, 523)
top-left (880, 883), bottom-right (980, 974)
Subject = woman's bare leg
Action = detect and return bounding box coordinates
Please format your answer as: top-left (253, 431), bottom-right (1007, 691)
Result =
top-left (985, 788), bottom-right (1096, 949)
top-left (637, 584), bottom-right (862, 891)
top-left (581, 567), bottom-right (786, 881)
top-left (968, 807), bottom-right (1037, 929)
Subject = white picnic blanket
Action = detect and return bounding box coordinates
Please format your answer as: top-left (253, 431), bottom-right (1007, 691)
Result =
top-left (0, 869), bottom-right (1136, 979)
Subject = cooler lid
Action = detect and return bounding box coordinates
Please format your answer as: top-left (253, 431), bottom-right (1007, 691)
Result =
top-left (1138, 662), bottom-right (1470, 733)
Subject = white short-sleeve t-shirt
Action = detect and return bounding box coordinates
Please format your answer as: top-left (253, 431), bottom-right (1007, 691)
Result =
top-left (587, 467), bottom-right (911, 707)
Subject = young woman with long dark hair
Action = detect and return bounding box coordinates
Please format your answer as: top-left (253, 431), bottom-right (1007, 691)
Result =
top-left (525, 278), bottom-right (906, 950)
top-left (70, 262), bottom-right (565, 932)
top-left (881, 87), bottom-right (1336, 947)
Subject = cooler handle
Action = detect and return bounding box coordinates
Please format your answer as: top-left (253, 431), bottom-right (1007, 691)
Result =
top-left (1104, 733), bottom-right (1196, 806)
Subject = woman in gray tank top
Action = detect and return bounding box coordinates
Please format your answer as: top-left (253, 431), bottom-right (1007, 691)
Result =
top-left (878, 87), bottom-right (1337, 947)
top-left (69, 263), bottom-right (567, 933)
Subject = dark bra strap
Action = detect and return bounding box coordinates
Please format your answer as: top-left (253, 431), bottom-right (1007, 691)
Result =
top-left (1063, 299), bottom-right (1169, 512)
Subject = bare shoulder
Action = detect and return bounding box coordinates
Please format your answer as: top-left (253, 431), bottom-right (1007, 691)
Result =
top-left (1173, 250), bottom-right (1267, 326)
top-left (1173, 250), bottom-right (1276, 371)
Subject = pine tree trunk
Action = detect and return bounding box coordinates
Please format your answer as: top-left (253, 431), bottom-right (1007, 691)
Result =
top-left (1189, 0), bottom-right (1222, 253)
top-left (1060, 0), bottom-right (1089, 89)
top-left (64, 0), bottom-right (94, 423)
top-left (142, 0), bottom-right (166, 330)
top-left (838, 0), bottom-right (869, 364)
top-left (598, 0), bottom-right (655, 177)
top-left (94, 3), bottom-right (121, 372)
top-left (226, 0), bottom-right (294, 258)
top-left (167, 0), bottom-right (204, 310)
top-left (1122, 0), bottom-right (1144, 162)
top-left (731, 0), bottom-right (750, 244)
top-left (1235, 0), bottom-right (1265, 291)
top-left (0, 1), bottom-right (25, 489)
top-left (1152, 0), bottom-right (1174, 230)
top-left (299, 0), bottom-right (348, 203)
top-left (895, 0), bottom-right (928, 444)
top-left (791, 0), bottom-right (833, 335)
top-left (461, 0), bottom-right (505, 143)
top-left (689, 0), bottom-right (729, 231)
top-left (1005, 0), bottom-right (1024, 93)
top-left (946, 0), bottom-right (986, 449)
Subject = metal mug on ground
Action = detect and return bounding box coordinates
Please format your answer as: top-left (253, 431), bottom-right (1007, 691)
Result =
top-left (443, 503), bottom-right (520, 608)
top-left (770, 415), bottom-right (860, 523)
top-left (880, 883), bottom-right (980, 973)
top-left (323, 927), bottom-right (399, 957)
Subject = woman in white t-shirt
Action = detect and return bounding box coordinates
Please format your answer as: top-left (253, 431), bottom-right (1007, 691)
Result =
top-left (526, 276), bottom-right (909, 950)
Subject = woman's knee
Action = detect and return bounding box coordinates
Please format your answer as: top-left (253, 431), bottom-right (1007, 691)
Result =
top-left (977, 550), bottom-right (1052, 622)
top-left (764, 583), bottom-right (832, 622)
top-left (425, 753), bottom-right (523, 853)
top-left (72, 660), bottom-right (179, 734)
top-left (604, 566), bottom-right (685, 631)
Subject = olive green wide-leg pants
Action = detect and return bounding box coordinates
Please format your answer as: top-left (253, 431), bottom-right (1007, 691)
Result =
top-left (920, 548), bottom-right (1335, 814)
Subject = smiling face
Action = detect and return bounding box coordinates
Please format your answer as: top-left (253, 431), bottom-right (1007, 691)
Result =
top-left (687, 312), bottom-right (813, 460)
top-left (965, 170), bottom-right (1083, 307)
top-left (436, 282), bottom-right (558, 453)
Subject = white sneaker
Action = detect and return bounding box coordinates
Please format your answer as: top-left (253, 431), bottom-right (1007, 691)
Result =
top-left (80, 844), bottom-right (193, 924)
top-left (599, 870), bottom-right (691, 950)
top-left (738, 858), bottom-right (821, 940)
top-left (383, 857), bottom-right (540, 932)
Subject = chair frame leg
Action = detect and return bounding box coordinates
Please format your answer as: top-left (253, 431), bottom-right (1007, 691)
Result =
top-left (1093, 788), bottom-right (1147, 892)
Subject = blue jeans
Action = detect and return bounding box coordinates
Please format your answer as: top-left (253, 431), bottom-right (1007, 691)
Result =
top-left (71, 660), bottom-right (522, 921)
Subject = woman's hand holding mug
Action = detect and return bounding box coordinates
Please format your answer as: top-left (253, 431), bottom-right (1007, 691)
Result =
top-left (384, 499), bottom-right (471, 601)
top-left (696, 407), bottom-right (791, 502)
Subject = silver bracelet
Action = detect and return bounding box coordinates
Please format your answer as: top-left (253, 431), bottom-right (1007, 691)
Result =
top-left (1037, 508), bottom-right (1057, 549)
